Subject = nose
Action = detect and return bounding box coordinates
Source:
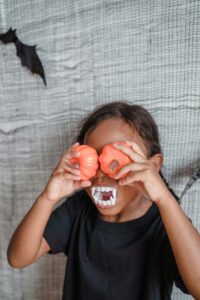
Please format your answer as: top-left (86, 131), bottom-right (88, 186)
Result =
top-left (93, 167), bottom-right (107, 182)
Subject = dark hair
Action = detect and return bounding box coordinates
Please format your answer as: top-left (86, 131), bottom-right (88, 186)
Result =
top-left (74, 101), bottom-right (179, 202)
top-left (75, 101), bottom-right (161, 157)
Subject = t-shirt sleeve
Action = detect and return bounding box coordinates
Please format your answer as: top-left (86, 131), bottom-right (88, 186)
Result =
top-left (172, 219), bottom-right (194, 294)
top-left (43, 192), bottom-right (80, 255)
top-left (174, 267), bottom-right (189, 294)
top-left (163, 235), bottom-right (189, 294)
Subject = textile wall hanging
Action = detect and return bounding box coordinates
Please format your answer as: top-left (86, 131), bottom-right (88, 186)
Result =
top-left (1, 1), bottom-right (199, 299)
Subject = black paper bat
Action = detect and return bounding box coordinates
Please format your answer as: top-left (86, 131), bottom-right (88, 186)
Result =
top-left (179, 167), bottom-right (200, 201)
top-left (0, 28), bottom-right (46, 86)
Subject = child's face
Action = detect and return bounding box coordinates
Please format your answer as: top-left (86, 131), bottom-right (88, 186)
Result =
top-left (84, 117), bottom-right (149, 221)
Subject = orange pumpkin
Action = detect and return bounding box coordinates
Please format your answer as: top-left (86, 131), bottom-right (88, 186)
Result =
top-left (99, 142), bottom-right (132, 178)
top-left (70, 145), bottom-right (99, 180)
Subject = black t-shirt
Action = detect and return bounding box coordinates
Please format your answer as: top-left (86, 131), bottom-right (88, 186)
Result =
top-left (43, 190), bottom-right (189, 300)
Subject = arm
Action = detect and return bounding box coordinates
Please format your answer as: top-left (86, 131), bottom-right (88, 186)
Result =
top-left (7, 193), bottom-right (55, 268)
top-left (7, 142), bottom-right (91, 269)
top-left (113, 141), bottom-right (200, 299)
top-left (157, 194), bottom-right (200, 299)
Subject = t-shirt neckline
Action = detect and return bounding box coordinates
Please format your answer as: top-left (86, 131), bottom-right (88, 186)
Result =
top-left (92, 202), bottom-right (159, 232)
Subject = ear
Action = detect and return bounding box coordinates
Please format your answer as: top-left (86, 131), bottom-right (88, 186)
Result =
top-left (149, 153), bottom-right (163, 172)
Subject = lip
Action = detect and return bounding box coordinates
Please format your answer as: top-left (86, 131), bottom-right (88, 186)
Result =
top-left (90, 185), bottom-right (117, 194)
top-left (90, 184), bottom-right (118, 194)
top-left (94, 197), bottom-right (117, 209)
top-left (90, 185), bottom-right (118, 209)
top-left (95, 203), bottom-right (116, 209)
top-left (92, 183), bottom-right (112, 186)
top-left (91, 183), bottom-right (117, 188)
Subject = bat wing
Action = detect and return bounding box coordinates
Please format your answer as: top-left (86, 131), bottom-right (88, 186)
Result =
top-left (0, 28), bottom-right (17, 43)
top-left (15, 40), bottom-right (46, 86)
top-left (0, 27), bottom-right (46, 86)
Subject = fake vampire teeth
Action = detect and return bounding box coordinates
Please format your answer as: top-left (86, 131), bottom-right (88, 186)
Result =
top-left (91, 186), bottom-right (117, 207)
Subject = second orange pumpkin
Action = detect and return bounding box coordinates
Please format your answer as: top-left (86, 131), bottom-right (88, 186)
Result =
top-left (99, 142), bottom-right (132, 178)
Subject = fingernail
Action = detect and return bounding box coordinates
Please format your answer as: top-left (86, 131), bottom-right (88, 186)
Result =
top-left (73, 151), bottom-right (80, 157)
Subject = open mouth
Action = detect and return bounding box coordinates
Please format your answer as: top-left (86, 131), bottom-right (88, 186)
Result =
top-left (90, 186), bottom-right (117, 207)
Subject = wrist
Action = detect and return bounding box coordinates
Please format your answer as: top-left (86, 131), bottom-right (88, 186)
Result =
top-left (155, 191), bottom-right (177, 210)
top-left (37, 192), bottom-right (58, 209)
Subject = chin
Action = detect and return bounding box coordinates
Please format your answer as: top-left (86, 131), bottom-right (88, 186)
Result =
top-left (95, 201), bottom-right (122, 215)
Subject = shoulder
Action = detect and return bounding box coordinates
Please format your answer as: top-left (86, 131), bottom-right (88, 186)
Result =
top-left (43, 189), bottom-right (95, 255)
top-left (60, 189), bottom-right (94, 216)
top-left (48, 189), bottom-right (95, 224)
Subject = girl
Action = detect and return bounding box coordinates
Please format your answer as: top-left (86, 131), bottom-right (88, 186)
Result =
top-left (7, 101), bottom-right (200, 300)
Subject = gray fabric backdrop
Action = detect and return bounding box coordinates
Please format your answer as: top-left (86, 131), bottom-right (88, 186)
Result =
top-left (0, 0), bottom-right (199, 299)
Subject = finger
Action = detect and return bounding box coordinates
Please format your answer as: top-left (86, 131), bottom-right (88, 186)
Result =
top-left (124, 141), bottom-right (147, 159)
top-left (55, 159), bottom-right (76, 174)
top-left (56, 155), bottom-right (72, 173)
top-left (129, 181), bottom-right (149, 198)
top-left (74, 180), bottom-right (92, 189)
top-left (113, 143), bottom-right (146, 163)
top-left (57, 145), bottom-right (80, 171)
top-left (61, 148), bottom-right (80, 163)
top-left (119, 171), bottom-right (150, 199)
top-left (72, 141), bottom-right (80, 147)
top-left (114, 162), bottom-right (149, 179)
top-left (71, 142), bottom-right (82, 156)
top-left (63, 173), bottom-right (81, 181)
top-left (62, 164), bottom-right (80, 175)
top-left (118, 169), bottom-right (146, 187)
top-left (123, 179), bottom-right (149, 198)
top-left (68, 159), bottom-right (80, 169)
top-left (61, 142), bottom-right (81, 161)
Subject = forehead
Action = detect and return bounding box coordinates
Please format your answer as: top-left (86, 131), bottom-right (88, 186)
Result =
top-left (85, 118), bottom-right (147, 154)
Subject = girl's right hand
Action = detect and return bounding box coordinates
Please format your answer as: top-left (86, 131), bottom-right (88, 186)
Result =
top-left (41, 142), bottom-right (92, 203)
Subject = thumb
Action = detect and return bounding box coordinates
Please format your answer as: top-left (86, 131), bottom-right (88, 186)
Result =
top-left (74, 180), bottom-right (92, 190)
top-left (129, 181), bottom-right (149, 198)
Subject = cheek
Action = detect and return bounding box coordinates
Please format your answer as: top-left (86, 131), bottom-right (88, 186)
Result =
top-left (117, 185), bottom-right (138, 202)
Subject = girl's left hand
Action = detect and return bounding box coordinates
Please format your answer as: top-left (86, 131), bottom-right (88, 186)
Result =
top-left (113, 141), bottom-right (172, 205)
